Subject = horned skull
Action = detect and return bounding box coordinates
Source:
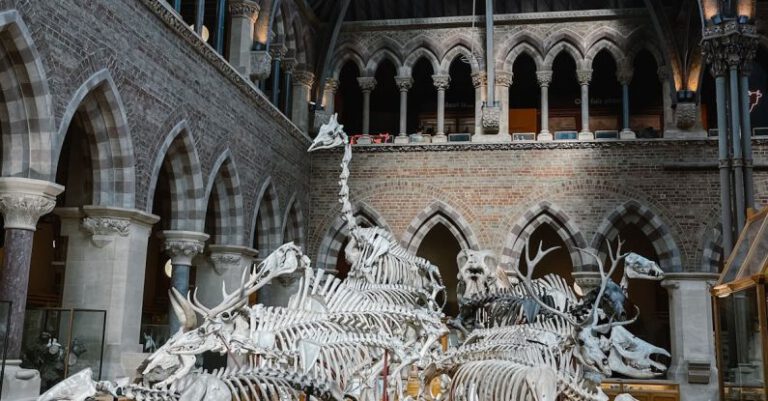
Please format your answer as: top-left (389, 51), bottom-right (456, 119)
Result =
top-left (456, 250), bottom-right (505, 300)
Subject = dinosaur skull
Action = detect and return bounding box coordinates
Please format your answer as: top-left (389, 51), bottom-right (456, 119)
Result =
top-left (308, 113), bottom-right (345, 152)
top-left (456, 250), bottom-right (499, 299)
top-left (624, 253), bottom-right (664, 280)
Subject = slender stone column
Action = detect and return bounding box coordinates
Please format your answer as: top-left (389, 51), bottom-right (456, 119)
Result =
top-left (291, 69), bottom-right (315, 134)
top-left (715, 73), bottom-right (733, 255)
top-left (269, 45), bottom-right (287, 106)
top-left (495, 72), bottom-right (513, 138)
top-left (740, 71), bottom-right (755, 210)
top-left (471, 72), bottom-right (487, 137)
top-left (197, 245), bottom-right (258, 308)
top-left (57, 206), bottom-right (159, 379)
top-left (617, 64), bottom-right (635, 139)
top-left (395, 76), bottom-right (413, 143)
top-left (536, 70), bottom-right (553, 141)
top-left (0, 178), bottom-right (63, 360)
top-left (729, 64), bottom-right (746, 232)
top-left (658, 66), bottom-right (675, 136)
top-left (357, 77), bottom-right (377, 142)
top-left (324, 78), bottom-right (340, 114)
top-left (282, 58), bottom-right (296, 117)
top-left (577, 68), bottom-right (593, 140)
top-left (661, 273), bottom-right (720, 401)
top-left (432, 74), bottom-right (451, 143)
top-left (161, 230), bottom-right (209, 334)
top-left (226, 0), bottom-right (259, 76)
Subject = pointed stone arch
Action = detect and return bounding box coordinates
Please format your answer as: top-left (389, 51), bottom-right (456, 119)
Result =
top-left (402, 201), bottom-right (478, 253)
top-left (0, 10), bottom-right (55, 179)
top-left (281, 193), bottom-right (305, 250)
top-left (365, 47), bottom-right (403, 76)
top-left (501, 41), bottom-right (545, 74)
top-left (331, 47), bottom-right (365, 79)
top-left (544, 40), bottom-right (584, 69)
top-left (203, 149), bottom-right (245, 246)
top-left (54, 69), bottom-right (136, 208)
top-left (501, 201), bottom-right (588, 270)
top-left (315, 201), bottom-right (390, 272)
top-left (146, 120), bottom-right (205, 232)
top-left (585, 38), bottom-right (627, 68)
top-left (250, 177), bottom-right (282, 256)
top-left (403, 47), bottom-right (440, 76)
top-left (440, 44), bottom-right (480, 75)
top-left (590, 200), bottom-right (682, 272)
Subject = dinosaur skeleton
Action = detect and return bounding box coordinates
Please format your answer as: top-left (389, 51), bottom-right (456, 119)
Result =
top-left (43, 114), bottom-right (669, 401)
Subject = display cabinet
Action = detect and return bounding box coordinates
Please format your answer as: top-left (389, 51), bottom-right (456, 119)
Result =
top-left (712, 209), bottom-right (768, 401)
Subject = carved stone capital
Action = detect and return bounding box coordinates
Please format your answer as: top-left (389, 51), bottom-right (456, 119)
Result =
top-left (675, 102), bottom-right (698, 130)
top-left (617, 65), bottom-right (634, 86)
top-left (576, 69), bottom-right (593, 85)
top-left (81, 217), bottom-right (130, 247)
top-left (282, 58), bottom-right (297, 74)
top-left (357, 76), bottom-right (377, 92)
top-left (293, 69), bottom-right (315, 88)
top-left (657, 65), bottom-right (670, 82)
top-left (432, 74), bottom-right (451, 91)
top-left (470, 72), bottom-right (487, 88)
top-left (162, 230), bottom-right (209, 266)
top-left (702, 22), bottom-right (759, 77)
top-left (228, 0), bottom-right (260, 22)
top-left (395, 76), bottom-right (414, 92)
top-left (536, 70), bottom-right (553, 87)
top-left (0, 178), bottom-right (63, 231)
top-left (269, 44), bottom-right (288, 60)
top-left (495, 71), bottom-right (513, 88)
top-left (572, 271), bottom-right (602, 294)
top-left (482, 104), bottom-right (501, 130)
top-left (208, 244), bottom-right (258, 275)
top-left (324, 78), bottom-right (340, 94)
top-left (249, 50), bottom-right (272, 81)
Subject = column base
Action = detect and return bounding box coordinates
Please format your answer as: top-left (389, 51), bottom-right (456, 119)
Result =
top-left (1, 360), bottom-right (40, 401)
top-left (432, 133), bottom-right (448, 143)
top-left (619, 129), bottom-right (636, 139)
top-left (578, 131), bottom-right (594, 140)
top-left (394, 135), bottom-right (410, 144)
top-left (356, 135), bottom-right (373, 145)
top-left (472, 133), bottom-right (512, 143)
top-left (537, 131), bottom-right (553, 141)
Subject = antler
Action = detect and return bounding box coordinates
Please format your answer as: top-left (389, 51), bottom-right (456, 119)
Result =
top-left (577, 237), bottom-right (628, 328)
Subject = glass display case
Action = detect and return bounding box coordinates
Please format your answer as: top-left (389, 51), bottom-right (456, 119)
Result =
top-left (0, 300), bottom-right (11, 399)
top-left (713, 209), bottom-right (768, 401)
top-left (20, 308), bottom-right (106, 392)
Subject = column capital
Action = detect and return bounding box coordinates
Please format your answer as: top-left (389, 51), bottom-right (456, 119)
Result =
top-left (470, 72), bottom-right (487, 88)
top-left (60, 205), bottom-right (159, 248)
top-left (161, 230), bottom-right (209, 266)
top-left (576, 68), bottom-right (593, 85)
top-left (269, 44), bottom-right (287, 60)
top-left (282, 58), bottom-right (297, 74)
top-left (357, 76), bottom-right (377, 92)
top-left (0, 177), bottom-right (63, 231)
top-left (702, 23), bottom-right (759, 76)
top-left (228, 0), bottom-right (260, 22)
top-left (495, 71), bottom-right (513, 88)
top-left (324, 78), bottom-right (340, 93)
top-left (432, 74), bottom-right (451, 91)
top-left (536, 70), bottom-right (553, 87)
top-left (293, 69), bottom-right (315, 88)
top-left (617, 65), bottom-right (634, 86)
top-left (657, 65), bottom-right (670, 82)
top-left (208, 244), bottom-right (258, 275)
top-left (249, 50), bottom-right (272, 81)
top-left (395, 76), bottom-right (414, 92)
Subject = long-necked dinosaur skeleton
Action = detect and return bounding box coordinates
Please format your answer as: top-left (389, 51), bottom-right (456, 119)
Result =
top-left (43, 115), bottom-right (660, 401)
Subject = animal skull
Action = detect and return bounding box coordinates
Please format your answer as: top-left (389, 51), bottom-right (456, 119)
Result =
top-left (623, 253), bottom-right (664, 281)
top-left (456, 250), bottom-right (505, 299)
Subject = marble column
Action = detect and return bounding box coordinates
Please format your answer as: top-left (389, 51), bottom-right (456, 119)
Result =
top-left (495, 72), bottom-right (513, 138)
top-left (658, 66), bottom-right (676, 137)
top-left (282, 58), bottom-right (296, 117)
top-left (536, 70), bottom-right (553, 141)
top-left (226, 0), bottom-right (259, 76)
top-left (357, 77), bottom-right (377, 143)
top-left (432, 74), bottom-right (451, 143)
top-left (323, 78), bottom-right (340, 115)
top-left (0, 178), bottom-right (63, 359)
top-left (576, 68), bottom-right (593, 140)
top-left (617, 64), bottom-right (635, 139)
top-left (740, 71), bottom-right (755, 210)
top-left (471, 72), bottom-right (487, 137)
top-left (161, 230), bottom-right (209, 334)
top-left (57, 206), bottom-right (159, 379)
top-left (291, 69), bottom-right (315, 134)
top-left (395, 76), bottom-right (413, 144)
top-left (269, 45), bottom-right (287, 107)
top-left (661, 273), bottom-right (720, 401)
top-left (729, 64), bottom-right (746, 232)
top-left (196, 245), bottom-right (258, 308)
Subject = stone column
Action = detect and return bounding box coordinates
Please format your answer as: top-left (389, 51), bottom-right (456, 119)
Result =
top-left (729, 63), bottom-right (746, 232)
top-left (740, 69), bottom-right (755, 210)
top-left (226, 0), bottom-right (259, 76)
top-left (576, 68), bottom-right (593, 140)
top-left (617, 64), bottom-right (635, 139)
top-left (395, 76), bottom-right (413, 144)
top-left (269, 45), bottom-right (287, 106)
top-left (291, 69), bottom-right (315, 134)
top-left (571, 271), bottom-right (602, 295)
top-left (495, 72), bottom-right (513, 138)
top-left (57, 206), bottom-right (159, 379)
top-left (471, 72), bottom-right (487, 137)
top-left (661, 273), bottom-right (720, 401)
top-left (536, 70), bottom-right (553, 141)
top-left (357, 77), bottom-right (377, 142)
top-left (323, 78), bottom-right (340, 115)
top-left (282, 58), bottom-right (296, 117)
top-left (196, 245), bottom-right (258, 308)
top-left (432, 74), bottom-right (451, 143)
top-left (161, 230), bottom-right (209, 334)
top-left (658, 66), bottom-right (675, 137)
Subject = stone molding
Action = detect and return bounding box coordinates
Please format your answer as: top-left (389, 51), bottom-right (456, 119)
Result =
top-left (536, 70), bottom-right (553, 87)
top-left (572, 271), bottom-right (602, 293)
top-left (0, 178), bottom-right (64, 231)
top-left (357, 77), bottom-right (377, 92)
top-left (228, 0), bottom-right (260, 22)
top-left (495, 71), bottom-right (513, 87)
top-left (161, 230), bottom-right (210, 266)
top-left (56, 206), bottom-right (159, 248)
top-left (661, 272), bottom-right (721, 289)
top-left (395, 76), bottom-right (414, 91)
top-left (293, 70), bottom-right (315, 87)
top-left (432, 74), bottom-right (451, 90)
top-left (208, 244), bottom-right (258, 275)
top-left (576, 68), bottom-right (593, 85)
top-left (81, 217), bottom-right (130, 247)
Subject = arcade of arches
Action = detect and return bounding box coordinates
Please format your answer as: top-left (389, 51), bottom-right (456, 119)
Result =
top-left (0, 1), bottom-right (764, 400)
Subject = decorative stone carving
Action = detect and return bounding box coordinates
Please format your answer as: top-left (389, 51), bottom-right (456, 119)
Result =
top-left (324, 78), bottom-right (340, 94)
top-left (495, 71), bottom-right (513, 88)
top-left (269, 44), bottom-right (287, 61)
top-left (617, 65), bottom-right (634, 86)
top-left (576, 68), bottom-right (593, 85)
top-left (161, 230), bottom-right (209, 266)
top-left (228, 0), bottom-right (260, 22)
top-left (675, 102), bottom-right (698, 130)
top-left (470, 72), bottom-right (487, 89)
top-left (482, 104), bottom-right (501, 130)
top-left (357, 76), bottom-right (377, 92)
top-left (282, 58), bottom-right (297, 74)
top-left (536, 70), bottom-right (553, 87)
top-left (395, 76), bottom-right (413, 92)
top-left (249, 50), bottom-right (272, 81)
top-left (657, 66), bottom-right (670, 83)
top-left (431, 74), bottom-right (451, 91)
top-left (0, 178), bottom-right (64, 231)
top-left (81, 217), bottom-right (130, 248)
top-left (293, 70), bottom-right (315, 88)
top-left (572, 271), bottom-right (602, 295)
top-left (702, 21), bottom-right (759, 77)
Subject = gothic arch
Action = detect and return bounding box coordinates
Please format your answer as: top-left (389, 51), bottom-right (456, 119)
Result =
top-left (315, 201), bottom-right (390, 272)
top-left (585, 38), bottom-right (627, 68)
top-left (626, 39), bottom-right (665, 70)
top-left (501, 201), bottom-right (588, 270)
top-left (203, 149), bottom-right (245, 245)
top-left (544, 40), bottom-right (585, 69)
top-left (502, 41), bottom-right (545, 73)
top-left (402, 47), bottom-right (440, 76)
top-left (440, 44), bottom-right (480, 75)
top-left (697, 212), bottom-right (723, 273)
top-left (250, 177), bottom-right (282, 255)
top-left (54, 69), bottom-right (136, 208)
top-left (281, 193), bottom-right (305, 250)
top-left (146, 121), bottom-right (205, 232)
top-left (590, 201), bottom-right (683, 272)
top-left (0, 10), bottom-right (56, 179)
top-left (365, 47), bottom-right (403, 76)
top-left (401, 200), bottom-right (479, 253)
top-left (331, 47), bottom-right (365, 79)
